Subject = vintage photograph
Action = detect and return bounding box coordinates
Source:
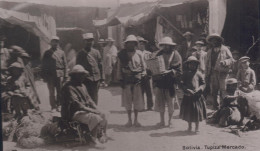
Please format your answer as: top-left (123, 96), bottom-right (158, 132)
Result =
top-left (0, 0), bottom-right (259, 150)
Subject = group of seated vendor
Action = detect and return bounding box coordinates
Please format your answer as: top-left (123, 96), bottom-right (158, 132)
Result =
top-left (209, 56), bottom-right (256, 127)
top-left (1, 43), bottom-right (40, 121)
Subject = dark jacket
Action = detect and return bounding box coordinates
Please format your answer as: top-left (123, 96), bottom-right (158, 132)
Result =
top-left (76, 48), bottom-right (103, 81)
top-left (61, 81), bottom-right (96, 121)
top-left (42, 48), bottom-right (68, 80)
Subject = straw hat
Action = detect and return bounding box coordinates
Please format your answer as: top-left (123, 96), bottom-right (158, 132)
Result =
top-left (226, 78), bottom-right (238, 85)
top-left (98, 39), bottom-right (106, 43)
top-left (69, 65), bottom-right (89, 75)
top-left (8, 62), bottom-right (24, 70)
top-left (51, 36), bottom-right (60, 41)
top-left (183, 31), bottom-right (194, 37)
top-left (238, 56), bottom-right (250, 63)
top-left (184, 56), bottom-right (200, 64)
top-left (124, 35), bottom-right (138, 43)
top-left (137, 36), bottom-right (148, 43)
top-left (159, 37), bottom-right (177, 46)
top-left (106, 37), bottom-right (115, 42)
top-left (83, 33), bottom-right (94, 40)
top-left (206, 33), bottom-right (224, 43)
top-left (195, 41), bottom-right (204, 45)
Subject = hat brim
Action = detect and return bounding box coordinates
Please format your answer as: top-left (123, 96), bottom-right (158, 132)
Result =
top-left (124, 40), bottom-right (138, 43)
top-left (159, 42), bottom-right (177, 46)
top-left (206, 35), bottom-right (224, 43)
top-left (184, 60), bottom-right (200, 64)
top-left (69, 71), bottom-right (89, 76)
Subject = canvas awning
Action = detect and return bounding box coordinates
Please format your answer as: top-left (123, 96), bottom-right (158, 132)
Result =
top-left (0, 8), bottom-right (56, 42)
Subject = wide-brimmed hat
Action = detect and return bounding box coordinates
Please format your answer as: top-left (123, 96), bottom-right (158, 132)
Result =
top-left (137, 36), bottom-right (148, 43)
top-left (184, 56), bottom-right (200, 64)
top-left (226, 78), bottom-right (238, 85)
top-left (21, 52), bottom-right (31, 58)
top-left (8, 62), bottom-right (24, 70)
top-left (206, 33), bottom-right (224, 43)
top-left (195, 41), bottom-right (204, 45)
top-left (106, 37), bottom-right (115, 42)
top-left (10, 45), bottom-right (25, 54)
top-left (124, 35), bottom-right (138, 43)
top-left (98, 39), bottom-right (106, 43)
top-left (69, 65), bottom-right (89, 76)
top-left (183, 31), bottom-right (194, 37)
top-left (239, 56), bottom-right (250, 63)
top-left (159, 37), bottom-right (177, 46)
top-left (83, 33), bottom-right (94, 40)
top-left (51, 36), bottom-right (60, 41)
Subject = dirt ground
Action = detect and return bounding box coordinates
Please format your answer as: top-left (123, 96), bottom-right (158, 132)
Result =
top-left (3, 81), bottom-right (260, 151)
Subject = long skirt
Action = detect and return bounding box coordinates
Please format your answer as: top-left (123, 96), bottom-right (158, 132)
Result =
top-left (180, 94), bottom-right (207, 122)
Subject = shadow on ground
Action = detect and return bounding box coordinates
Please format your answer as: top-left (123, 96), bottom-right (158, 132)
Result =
top-left (150, 130), bottom-right (197, 137)
top-left (108, 124), bottom-right (164, 132)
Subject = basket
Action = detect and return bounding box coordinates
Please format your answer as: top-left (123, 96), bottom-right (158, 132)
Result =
top-left (145, 55), bottom-right (166, 75)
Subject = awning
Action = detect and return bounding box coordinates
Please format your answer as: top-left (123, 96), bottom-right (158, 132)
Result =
top-left (93, 0), bottom-right (204, 27)
top-left (0, 8), bottom-right (56, 42)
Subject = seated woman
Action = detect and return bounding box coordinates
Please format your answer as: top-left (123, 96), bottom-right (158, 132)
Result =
top-left (61, 65), bottom-right (107, 144)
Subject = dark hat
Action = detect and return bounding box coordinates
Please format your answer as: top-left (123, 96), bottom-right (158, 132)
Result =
top-left (206, 33), bottom-right (224, 43)
top-left (184, 56), bottom-right (200, 64)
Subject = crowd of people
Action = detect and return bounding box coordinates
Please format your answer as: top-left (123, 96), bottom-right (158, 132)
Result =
top-left (1, 30), bottom-right (259, 144)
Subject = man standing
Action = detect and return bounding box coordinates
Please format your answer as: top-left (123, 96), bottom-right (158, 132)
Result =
top-left (153, 37), bottom-right (182, 128)
top-left (42, 36), bottom-right (68, 111)
top-left (76, 33), bottom-right (103, 105)
top-left (103, 37), bottom-right (118, 87)
top-left (179, 31), bottom-right (195, 61)
top-left (116, 35), bottom-right (145, 127)
top-left (205, 33), bottom-right (233, 110)
top-left (137, 36), bottom-right (154, 111)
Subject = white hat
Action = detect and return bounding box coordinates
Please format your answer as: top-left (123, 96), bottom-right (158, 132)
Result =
top-left (226, 78), bottom-right (238, 85)
top-left (69, 65), bottom-right (89, 75)
top-left (238, 56), bottom-right (250, 63)
top-left (159, 37), bottom-right (177, 46)
top-left (106, 37), bottom-right (115, 42)
top-left (124, 35), bottom-right (138, 43)
top-left (183, 31), bottom-right (194, 37)
top-left (206, 33), bottom-right (224, 43)
top-left (184, 56), bottom-right (200, 64)
top-left (137, 36), bottom-right (148, 43)
top-left (195, 41), bottom-right (204, 45)
top-left (51, 36), bottom-right (60, 41)
top-left (83, 33), bottom-right (94, 40)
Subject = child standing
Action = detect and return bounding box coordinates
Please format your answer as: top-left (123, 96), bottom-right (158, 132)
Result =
top-left (180, 56), bottom-right (207, 133)
top-left (237, 56), bottom-right (256, 93)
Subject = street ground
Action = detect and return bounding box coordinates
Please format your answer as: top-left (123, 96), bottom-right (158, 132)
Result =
top-left (3, 81), bottom-right (260, 151)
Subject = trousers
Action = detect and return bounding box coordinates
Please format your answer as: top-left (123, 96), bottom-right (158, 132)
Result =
top-left (83, 79), bottom-right (100, 105)
top-left (47, 77), bottom-right (63, 109)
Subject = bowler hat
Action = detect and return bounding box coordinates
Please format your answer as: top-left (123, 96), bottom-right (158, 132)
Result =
top-left (206, 33), bottom-right (224, 43)
top-left (184, 56), bottom-right (200, 64)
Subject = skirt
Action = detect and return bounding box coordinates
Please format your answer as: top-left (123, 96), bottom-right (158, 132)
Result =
top-left (180, 94), bottom-right (207, 122)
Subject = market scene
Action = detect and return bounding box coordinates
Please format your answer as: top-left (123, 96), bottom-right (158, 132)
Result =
top-left (1, 0), bottom-right (260, 150)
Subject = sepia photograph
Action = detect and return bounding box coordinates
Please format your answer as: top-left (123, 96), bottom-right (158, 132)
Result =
top-left (0, 0), bottom-right (259, 150)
